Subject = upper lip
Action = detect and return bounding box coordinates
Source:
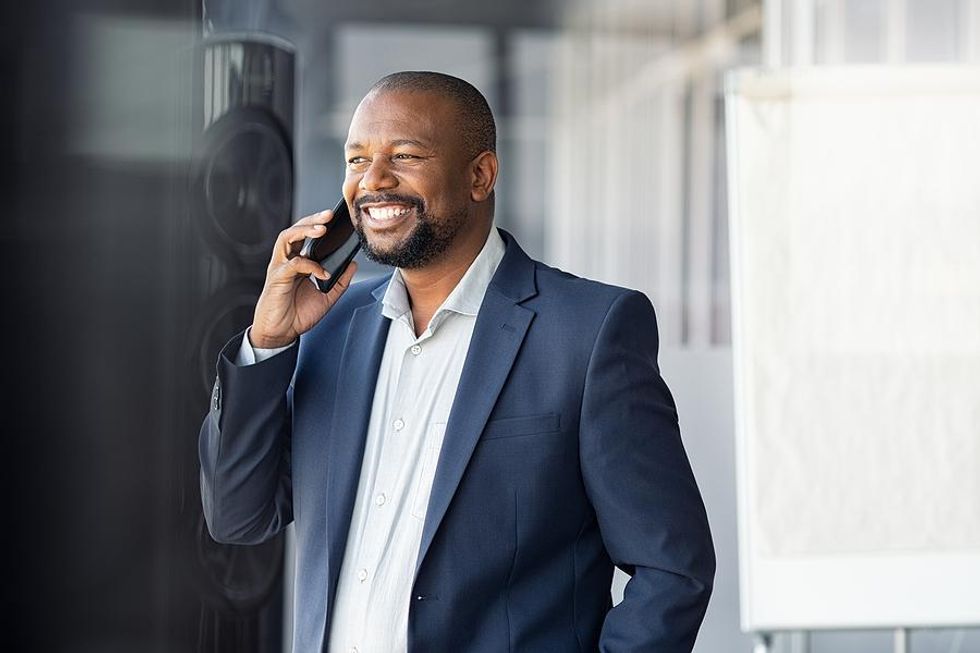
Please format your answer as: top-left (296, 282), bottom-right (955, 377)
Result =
top-left (358, 201), bottom-right (413, 210)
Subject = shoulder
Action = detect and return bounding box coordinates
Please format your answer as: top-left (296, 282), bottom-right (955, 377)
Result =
top-left (528, 258), bottom-right (655, 326)
top-left (526, 263), bottom-right (663, 380)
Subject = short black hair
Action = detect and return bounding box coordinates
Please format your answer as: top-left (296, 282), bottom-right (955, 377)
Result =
top-left (368, 71), bottom-right (496, 159)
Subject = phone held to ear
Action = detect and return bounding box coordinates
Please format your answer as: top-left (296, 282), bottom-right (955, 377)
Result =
top-left (299, 198), bottom-right (361, 293)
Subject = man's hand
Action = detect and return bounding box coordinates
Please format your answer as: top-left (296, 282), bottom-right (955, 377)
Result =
top-left (249, 208), bottom-right (358, 349)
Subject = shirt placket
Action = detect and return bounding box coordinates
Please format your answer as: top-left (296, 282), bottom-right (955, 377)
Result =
top-left (351, 317), bottom-right (430, 649)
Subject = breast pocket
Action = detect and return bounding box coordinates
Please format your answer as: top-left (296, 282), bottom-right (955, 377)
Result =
top-left (412, 422), bottom-right (447, 520)
top-left (481, 412), bottom-right (561, 441)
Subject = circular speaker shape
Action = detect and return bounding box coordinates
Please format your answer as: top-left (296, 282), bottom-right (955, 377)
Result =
top-left (193, 107), bottom-right (293, 264)
top-left (190, 282), bottom-right (263, 399)
top-left (183, 285), bottom-right (285, 614)
top-left (191, 512), bottom-right (285, 614)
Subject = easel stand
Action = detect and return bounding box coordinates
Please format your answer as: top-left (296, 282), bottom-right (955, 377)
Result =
top-left (752, 628), bottom-right (912, 653)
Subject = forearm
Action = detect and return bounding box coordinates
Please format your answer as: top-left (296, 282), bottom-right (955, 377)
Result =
top-left (199, 328), bottom-right (297, 544)
top-left (598, 549), bottom-right (713, 652)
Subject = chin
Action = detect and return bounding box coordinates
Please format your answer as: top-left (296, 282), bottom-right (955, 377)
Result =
top-left (363, 229), bottom-right (408, 254)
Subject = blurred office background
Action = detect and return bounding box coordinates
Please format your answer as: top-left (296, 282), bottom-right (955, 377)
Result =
top-left (3, 0), bottom-right (978, 651)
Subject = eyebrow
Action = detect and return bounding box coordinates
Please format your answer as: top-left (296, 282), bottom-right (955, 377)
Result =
top-left (345, 138), bottom-right (429, 151)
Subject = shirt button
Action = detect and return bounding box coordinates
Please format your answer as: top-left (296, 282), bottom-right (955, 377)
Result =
top-left (410, 344), bottom-right (422, 355)
top-left (375, 493), bottom-right (386, 506)
top-left (357, 568), bottom-right (368, 582)
top-left (393, 418), bottom-right (405, 431)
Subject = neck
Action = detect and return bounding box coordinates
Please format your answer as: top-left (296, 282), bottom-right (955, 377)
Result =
top-left (401, 220), bottom-right (492, 335)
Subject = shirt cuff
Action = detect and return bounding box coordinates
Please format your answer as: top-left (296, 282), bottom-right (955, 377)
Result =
top-left (235, 326), bottom-right (297, 366)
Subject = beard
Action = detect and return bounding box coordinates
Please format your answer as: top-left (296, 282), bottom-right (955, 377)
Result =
top-left (353, 193), bottom-right (467, 269)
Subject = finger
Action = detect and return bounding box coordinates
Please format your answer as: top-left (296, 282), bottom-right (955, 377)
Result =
top-left (271, 222), bottom-right (331, 264)
top-left (293, 208), bottom-right (336, 227)
top-left (323, 260), bottom-right (358, 302)
top-left (271, 254), bottom-right (330, 285)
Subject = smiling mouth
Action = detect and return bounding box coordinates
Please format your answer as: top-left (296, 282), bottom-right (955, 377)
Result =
top-left (360, 203), bottom-right (415, 228)
top-left (366, 205), bottom-right (412, 220)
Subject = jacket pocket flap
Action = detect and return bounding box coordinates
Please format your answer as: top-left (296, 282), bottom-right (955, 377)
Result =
top-left (482, 413), bottom-right (561, 440)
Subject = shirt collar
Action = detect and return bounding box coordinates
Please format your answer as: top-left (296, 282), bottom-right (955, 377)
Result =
top-left (380, 227), bottom-right (506, 329)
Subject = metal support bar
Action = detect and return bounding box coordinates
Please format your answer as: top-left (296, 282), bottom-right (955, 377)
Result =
top-left (894, 628), bottom-right (910, 653)
top-left (820, 0), bottom-right (846, 63)
top-left (754, 632), bottom-right (774, 653)
top-left (965, 0), bottom-right (980, 62)
top-left (763, 0), bottom-right (782, 67)
top-left (885, 0), bottom-right (907, 63)
top-left (790, 630), bottom-right (811, 653)
top-left (792, 0), bottom-right (815, 65)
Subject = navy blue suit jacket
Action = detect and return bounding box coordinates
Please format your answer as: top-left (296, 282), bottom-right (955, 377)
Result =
top-left (200, 228), bottom-right (715, 652)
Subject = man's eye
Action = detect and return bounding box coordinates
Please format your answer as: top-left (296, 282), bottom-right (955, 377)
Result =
top-left (393, 153), bottom-right (417, 160)
top-left (347, 157), bottom-right (368, 166)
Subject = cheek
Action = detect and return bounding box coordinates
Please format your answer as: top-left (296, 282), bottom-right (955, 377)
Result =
top-left (419, 173), bottom-right (464, 206)
top-left (342, 176), bottom-right (358, 202)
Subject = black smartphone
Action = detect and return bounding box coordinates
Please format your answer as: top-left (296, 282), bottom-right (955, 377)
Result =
top-left (298, 198), bottom-right (361, 293)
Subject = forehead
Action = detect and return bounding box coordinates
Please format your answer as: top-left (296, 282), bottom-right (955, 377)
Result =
top-left (345, 89), bottom-right (457, 150)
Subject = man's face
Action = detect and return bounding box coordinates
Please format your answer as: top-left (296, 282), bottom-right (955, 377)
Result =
top-left (343, 90), bottom-right (473, 269)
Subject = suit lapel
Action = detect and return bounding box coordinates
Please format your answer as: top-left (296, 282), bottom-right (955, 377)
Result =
top-left (324, 282), bottom-right (391, 606)
top-left (414, 229), bottom-right (537, 579)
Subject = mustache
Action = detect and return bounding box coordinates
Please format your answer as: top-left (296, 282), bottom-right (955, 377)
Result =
top-left (354, 193), bottom-right (425, 215)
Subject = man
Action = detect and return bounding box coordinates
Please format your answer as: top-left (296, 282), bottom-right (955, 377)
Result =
top-left (199, 71), bottom-right (714, 653)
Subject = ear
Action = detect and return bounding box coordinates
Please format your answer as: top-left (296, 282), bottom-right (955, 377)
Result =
top-left (469, 151), bottom-right (498, 203)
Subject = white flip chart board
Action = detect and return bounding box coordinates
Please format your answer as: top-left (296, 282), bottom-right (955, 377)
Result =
top-left (725, 67), bottom-right (980, 631)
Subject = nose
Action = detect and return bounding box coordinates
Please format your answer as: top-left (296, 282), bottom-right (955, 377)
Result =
top-left (359, 156), bottom-right (398, 192)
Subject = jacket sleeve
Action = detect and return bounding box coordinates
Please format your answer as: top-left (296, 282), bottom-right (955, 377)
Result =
top-left (580, 290), bottom-right (715, 652)
top-left (198, 328), bottom-right (297, 545)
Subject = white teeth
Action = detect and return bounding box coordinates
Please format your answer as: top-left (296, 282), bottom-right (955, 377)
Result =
top-left (367, 206), bottom-right (411, 221)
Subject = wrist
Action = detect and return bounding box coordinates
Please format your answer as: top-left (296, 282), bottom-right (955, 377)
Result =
top-left (248, 327), bottom-right (296, 350)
